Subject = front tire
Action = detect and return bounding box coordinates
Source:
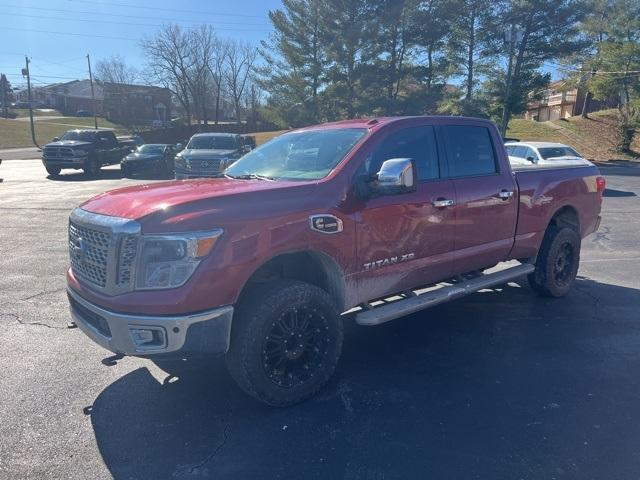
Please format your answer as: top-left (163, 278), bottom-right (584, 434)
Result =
top-left (226, 280), bottom-right (343, 407)
top-left (528, 226), bottom-right (581, 297)
top-left (45, 165), bottom-right (61, 177)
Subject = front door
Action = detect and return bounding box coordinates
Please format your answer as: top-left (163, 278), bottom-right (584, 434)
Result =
top-left (354, 123), bottom-right (456, 303)
top-left (439, 123), bottom-right (518, 274)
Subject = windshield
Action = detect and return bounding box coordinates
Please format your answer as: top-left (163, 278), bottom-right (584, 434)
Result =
top-left (60, 131), bottom-right (96, 142)
top-left (538, 146), bottom-right (581, 159)
top-left (136, 145), bottom-right (165, 154)
top-left (187, 135), bottom-right (238, 150)
top-left (225, 128), bottom-right (367, 181)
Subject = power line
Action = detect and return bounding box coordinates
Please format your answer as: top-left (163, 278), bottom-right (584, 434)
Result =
top-left (65, 0), bottom-right (265, 18)
top-left (2, 26), bottom-right (138, 41)
top-left (2, 11), bottom-right (271, 29)
top-left (0, 3), bottom-right (270, 26)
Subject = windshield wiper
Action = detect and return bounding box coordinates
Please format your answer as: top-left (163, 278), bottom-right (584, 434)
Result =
top-left (225, 173), bottom-right (275, 181)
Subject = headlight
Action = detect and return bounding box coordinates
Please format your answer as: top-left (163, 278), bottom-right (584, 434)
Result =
top-left (136, 229), bottom-right (223, 290)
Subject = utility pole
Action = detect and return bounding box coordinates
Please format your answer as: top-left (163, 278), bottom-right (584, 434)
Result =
top-left (23, 56), bottom-right (40, 149)
top-left (86, 53), bottom-right (98, 129)
top-left (500, 25), bottom-right (523, 138)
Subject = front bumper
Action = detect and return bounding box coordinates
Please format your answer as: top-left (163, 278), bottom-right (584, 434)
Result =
top-left (42, 157), bottom-right (87, 169)
top-left (68, 287), bottom-right (233, 357)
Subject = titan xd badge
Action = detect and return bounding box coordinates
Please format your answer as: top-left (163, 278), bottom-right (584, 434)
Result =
top-left (309, 215), bottom-right (343, 234)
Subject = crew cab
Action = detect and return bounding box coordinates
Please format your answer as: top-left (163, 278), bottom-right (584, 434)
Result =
top-left (42, 129), bottom-right (133, 178)
top-left (66, 116), bottom-right (604, 406)
top-left (174, 132), bottom-right (248, 179)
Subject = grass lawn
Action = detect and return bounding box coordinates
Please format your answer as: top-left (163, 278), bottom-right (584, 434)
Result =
top-left (37, 116), bottom-right (124, 130)
top-left (250, 130), bottom-right (287, 145)
top-left (0, 117), bottom-right (127, 149)
top-left (506, 119), bottom-right (565, 143)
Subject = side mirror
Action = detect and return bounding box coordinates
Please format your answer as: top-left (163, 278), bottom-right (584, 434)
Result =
top-left (52, 137), bottom-right (59, 142)
top-left (372, 158), bottom-right (416, 195)
top-left (526, 156), bottom-right (536, 163)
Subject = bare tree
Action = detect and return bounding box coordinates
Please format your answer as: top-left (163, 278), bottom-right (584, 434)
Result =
top-left (141, 25), bottom-right (196, 125)
top-left (189, 25), bottom-right (216, 125)
top-left (225, 40), bottom-right (258, 123)
top-left (209, 38), bottom-right (229, 124)
top-left (95, 55), bottom-right (138, 84)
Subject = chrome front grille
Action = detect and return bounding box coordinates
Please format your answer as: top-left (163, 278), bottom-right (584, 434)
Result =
top-left (69, 222), bottom-right (110, 287)
top-left (175, 158), bottom-right (224, 176)
top-left (44, 146), bottom-right (74, 158)
top-left (68, 208), bottom-right (141, 295)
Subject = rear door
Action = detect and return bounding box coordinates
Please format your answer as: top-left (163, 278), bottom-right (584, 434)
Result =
top-left (355, 122), bottom-right (456, 301)
top-left (439, 123), bottom-right (518, 274)
top-left (97, 132), bottom-right (121, 164)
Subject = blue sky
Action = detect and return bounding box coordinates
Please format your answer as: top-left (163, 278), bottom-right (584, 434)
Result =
top-left (0, 0), bottom-right (280, 89)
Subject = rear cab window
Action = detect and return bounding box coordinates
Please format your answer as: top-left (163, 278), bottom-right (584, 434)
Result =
top-left (441, 125), bottom-right (498, 177)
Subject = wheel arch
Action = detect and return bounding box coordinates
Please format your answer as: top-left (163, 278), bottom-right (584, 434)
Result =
top-left (236, 249), bottom-right (347, 312)
top-left (547, 204), bottom-right (580, 235)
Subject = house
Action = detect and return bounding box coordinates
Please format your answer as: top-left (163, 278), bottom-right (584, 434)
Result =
top-left (525, 80), bottom-right (618, 122)
top-left (23, 79), bottom-right (171, 125)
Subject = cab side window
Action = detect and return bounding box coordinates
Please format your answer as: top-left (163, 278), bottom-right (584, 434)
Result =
top-left (442, 125), bottom-right (498, 177)
top-left (372, 126), bottom-right (439, 181)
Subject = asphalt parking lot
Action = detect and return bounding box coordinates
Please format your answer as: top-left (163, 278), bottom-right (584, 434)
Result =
top-left (1, 158), bottom-right (639, 480)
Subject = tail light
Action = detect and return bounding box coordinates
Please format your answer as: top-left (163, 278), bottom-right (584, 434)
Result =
top-left (596, 175), bottom-right (606, 201)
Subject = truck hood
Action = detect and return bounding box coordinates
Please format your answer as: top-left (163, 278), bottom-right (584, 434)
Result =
top-left (80, 178), bottom-right (308, 221)
top-left (45, 140), bottom-right (92, 148)
top-left (180, 149), bottom-right (237, 158)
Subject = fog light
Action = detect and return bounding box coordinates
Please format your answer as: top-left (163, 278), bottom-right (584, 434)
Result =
top-left (129, 326), bottom-right (166, 350)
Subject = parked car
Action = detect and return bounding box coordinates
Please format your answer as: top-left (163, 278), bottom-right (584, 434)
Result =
top-left (66, 116), bottom-right (604, 406)
top-left (121, 144), bottom-right (178, 178)
top-left (174, 132), bottom-right (249, 179)
top-left (505, 141), bottom-right (591, 167)
top-left (42, 129), bottom-right (133, 177)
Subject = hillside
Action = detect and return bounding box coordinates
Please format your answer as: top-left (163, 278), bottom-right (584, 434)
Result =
top-left (507, 109), bottom-right (639, 162)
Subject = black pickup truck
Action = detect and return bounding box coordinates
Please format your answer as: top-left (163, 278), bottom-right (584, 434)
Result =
top-left (42, 129), bottom-right (133, 178)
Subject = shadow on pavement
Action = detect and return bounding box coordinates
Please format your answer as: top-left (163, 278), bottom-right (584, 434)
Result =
top-left (90, 278), bottom-right (640, 479)
top-left (603, 188), bottom-right (637, 197)
top-left (47, 170), bottom-right (124, 182)
top-left (46, 169), bottom-right (172, 182)
top-left (597, 160), bottom-right (640, 177)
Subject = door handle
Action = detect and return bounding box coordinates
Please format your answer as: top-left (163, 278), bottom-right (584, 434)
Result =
top-left (498, 189), bottom-right (514, 200)
top-left (433, 198), bottom-right (455, 208)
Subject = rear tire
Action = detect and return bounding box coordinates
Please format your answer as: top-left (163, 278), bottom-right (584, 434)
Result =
top-left (226, 280), bottom-right (343, 407)
top-left (45, 166), bottom-right (61, 177)
top-left (528, 226), bottom-right (581, 297)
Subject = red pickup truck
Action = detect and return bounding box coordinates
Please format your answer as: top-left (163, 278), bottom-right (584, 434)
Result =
top-left (67, 116), bottom-right (604, 406)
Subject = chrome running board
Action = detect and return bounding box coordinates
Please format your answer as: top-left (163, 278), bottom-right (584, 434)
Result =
top-left (355, 263), bottom-right (534, 326)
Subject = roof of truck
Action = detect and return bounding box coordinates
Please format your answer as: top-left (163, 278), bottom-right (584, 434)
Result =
top-left (191, 132), bottom-right (239, 137)
top-left (296, 116), bottom-right (494, 131)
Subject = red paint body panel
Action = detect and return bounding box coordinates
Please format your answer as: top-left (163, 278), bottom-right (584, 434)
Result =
top-left (73, 116), bottom-right (603, 315)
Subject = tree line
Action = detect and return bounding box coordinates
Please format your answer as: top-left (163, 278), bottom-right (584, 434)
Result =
top-left (259, 0), bottom-right (639, 147)
top-left (94, 0), bottom-right (638, 149)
